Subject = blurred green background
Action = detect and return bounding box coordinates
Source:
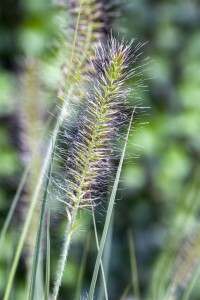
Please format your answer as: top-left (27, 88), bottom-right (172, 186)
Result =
top-left (1, 0), bottom-right (200, 299)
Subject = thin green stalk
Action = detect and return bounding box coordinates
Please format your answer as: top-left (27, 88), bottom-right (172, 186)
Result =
top-left (0, 163), bottom-right (30, 260)
top-left (28, 143), bottom-right (54, 300)
top-left (88, 109), bottom-right (135, 300)
top-left (119, 281), bottom-right (132, 300)
top-left (92, 207), bottom-right (108, 300)
top-left (128, 228), bottom-right (140, 300)
top-left (98, 210), bottom-right (114, 300)
top-left (62, 0), bottom-right (84, 96)
top-left (44, 188), bottom-right (51, 300)
top-left (52, 204), bottom-right (79, 299)
top-left (74, 232), bottom-right (91, 300)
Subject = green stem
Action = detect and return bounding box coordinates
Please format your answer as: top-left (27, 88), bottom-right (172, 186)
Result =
top-left (119, 281), bottom-right (132, 300)
top-left (28, 142), bottom-right (54, 300)
top-left (128, 229), bottom-right (140, 300)
top-left (44, 189), bottom-right (51, 300)
top-left (52, 204), bottom-right (79, 299)
top-left (63, 0), bottom-right (84, 96)
top-left (74, 232), bottom-right (91, 300)
top-left (92, 208), bottom-right (108, 300)
top-left (0, 163), bottom-right (30, 260)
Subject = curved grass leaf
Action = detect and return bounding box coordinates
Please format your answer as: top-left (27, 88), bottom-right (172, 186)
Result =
top-left (0, 111), bottom-right (55, 262)
top-left (0, 164), bottom-right (30, 260)
top-left (3, 132), bottom-right (57, 300)
top-left (87, 108), bottom-right (135, 300)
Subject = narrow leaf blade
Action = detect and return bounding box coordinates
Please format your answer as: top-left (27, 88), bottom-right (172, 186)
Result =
top-left (88, 109), bottom-right (135, 300)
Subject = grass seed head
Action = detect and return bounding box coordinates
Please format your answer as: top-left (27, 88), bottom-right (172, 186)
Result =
top-left (60, 37), bottom-right (142, 211)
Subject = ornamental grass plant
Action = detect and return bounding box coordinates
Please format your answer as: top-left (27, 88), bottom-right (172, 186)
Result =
top-left (1, 0), bottom-right (200, 300)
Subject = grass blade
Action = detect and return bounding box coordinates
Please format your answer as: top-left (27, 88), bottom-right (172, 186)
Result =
top-left (92, 207), bottom-right (108, 300)
top-left (98, 210), bottom-right (114, 300)
top-left (3, 119), bottom-right (59, 300)
top-left (44, 188), bottom-right (51, 300)
top-left (28, 142), bottom-right (54, 300)
top-left (88, 108), bottom-right (135, 300)
top-left (0, 108), bottom-right (55, 261)
top-left (0, 163), bottom-right (30, 260)
top-left (74, 232), bottom-right (91, 300)
top-left (128, 228), bottom-right (140, 300)
top-left (0, 110), bottom-right (54, 260)
top-left (119, 281), bottom-right (132, 300)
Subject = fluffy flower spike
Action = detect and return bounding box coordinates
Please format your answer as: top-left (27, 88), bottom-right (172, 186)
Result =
top-left (63, 37), bottom-right (141, 210)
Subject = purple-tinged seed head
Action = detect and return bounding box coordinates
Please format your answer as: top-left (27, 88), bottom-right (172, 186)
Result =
top-left (58, 37), bottom-right (144, 210)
